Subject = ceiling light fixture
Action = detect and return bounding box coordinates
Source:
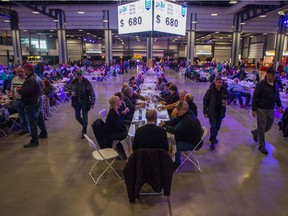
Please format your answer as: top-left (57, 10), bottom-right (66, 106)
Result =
top-left (240, 22), bottom-right (246, 25)
top-left (78, 11), bottom-right (85, 14)
top-left (211, 13), bottom-right (218, 16)
top-left (4, 20), bottom-right (10, 23)
top-left (191, 21), bottom-right (197, 24)
top-left (78, 29), bottom-right (83, 31)
top-left (103, 19), bottom-right (108, 23)
top-left (32, 11), bottom-right (40, 14)
top-left (229, 0), bottom-right (238, 4)
top-left (53, 19), bottom-right (59, 22)
top-left (259, 14), bottom-right (267, 18)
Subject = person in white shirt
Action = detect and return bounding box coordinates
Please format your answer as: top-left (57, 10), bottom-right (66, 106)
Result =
top-left (11, 67), bottom-right (30, 135)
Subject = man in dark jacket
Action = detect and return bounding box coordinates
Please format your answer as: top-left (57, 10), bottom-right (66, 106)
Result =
top-left (17, 64), bottom-right (47, 148)
top-left (71, 69), bottom-right (95, 139)
top-left (203, 76), bottom-right (229, 150)
top-left (159, 101), bottom-right (202, 167)
top-left (133, 109), bottom-right (168, 151)
top-left (251, 67), bottom-right (283, 154)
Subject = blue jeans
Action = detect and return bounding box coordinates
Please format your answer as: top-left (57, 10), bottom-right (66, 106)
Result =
top-left (14, 99), bottom-right (30, 132)
top-left (234, 91), bottom-right (251, 106)
top-left (175, 141), bottom-right (197, 164)
top-left (24, 98), bottom-right (47, 144)
top-left (209, 117), bottom-right (223, 143)
top-left (75, 99), bottom-right (89, 134)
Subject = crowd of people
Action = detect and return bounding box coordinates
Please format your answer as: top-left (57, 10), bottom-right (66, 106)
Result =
top-left (0, 59), bottom-right (287, 169)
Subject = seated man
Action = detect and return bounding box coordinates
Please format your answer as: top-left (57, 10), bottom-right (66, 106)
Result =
top-left (159, 101), bottom-right (203, 168)
top-left (228, 78), bottom-right (251, 108)
top-left (133, 109), bottom-right (168, 151)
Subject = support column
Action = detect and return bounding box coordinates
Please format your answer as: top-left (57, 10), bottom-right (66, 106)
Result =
top-left (103, 10), bottom-right (112, 66)
top-left (104, 29), bottom-right (112, 66)
top-left (56, 9), bottom-right (67, 64)
top-left (274, 15), bottom-right (286, 68)
top-left (231, 14), bottom-right (241, 67)
top-left (186, 13), bottom-right (196, 66)
top-left (11, 30), bottom-right (22, 65)
top-left (147, 37), bottom-right (153, 67)
top-left (10, 10), bottom-right (22, 65)
top-left (57, 29), bottom-right (67, 64)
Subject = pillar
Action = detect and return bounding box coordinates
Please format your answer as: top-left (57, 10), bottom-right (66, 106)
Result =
top-left (274, 15), bottom-right (287, 68)
top-left (146, 37), bottom-right (153, 67)
top-left (186, 13), bottom-right (196, 65)
top-left (104, 29), bottom-right (112, 66)
top-left (10, 10), bottom-right (22, 65)
top-left (56, 10), bottom-right (68, 64)
top-left (231, 14), bottom-right (241, 67)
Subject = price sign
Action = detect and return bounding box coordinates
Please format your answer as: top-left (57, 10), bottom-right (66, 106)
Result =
top-left (118, 0), bottom-right (152, 34)
top-left (153, 0), bottom-right (187, 36)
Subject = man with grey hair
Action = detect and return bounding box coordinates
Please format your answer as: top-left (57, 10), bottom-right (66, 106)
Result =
top-left (159, 101), bottom-right (202, 168)
top-left (228, 78), bottom-right (251, 108)
top-left (133, 109), bottom-right (168, 151)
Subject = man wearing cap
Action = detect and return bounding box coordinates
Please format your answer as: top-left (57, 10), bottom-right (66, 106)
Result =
top-left (251, 67), bottom-right (284, 154)
top-left (159, 101), bottom-right (203, 169)
top-left (71, 69), bottom-right (95, 138)
top-left (17, 64), bottom-right (48, 148)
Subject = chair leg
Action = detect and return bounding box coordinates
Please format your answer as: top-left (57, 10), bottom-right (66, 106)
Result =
top-left (0, 129), bottom-right (7, 140)
top-left (104, 158), bottom-right (122, 180)
top-left (176, 152), bottom-right (201, 173)
top-left (92, 158), bottom-right (121, 186)
top-left (89, 161), bottom-right (100, 185)
top-left (8, 118), bottom-right (21, 133)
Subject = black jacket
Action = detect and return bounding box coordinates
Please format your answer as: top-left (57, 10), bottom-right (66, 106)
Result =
top-left (123, 149), bottom-right (173, 202)
top-left (252, 77), bottom-right (282, 111)
top-left (104, 108), bottom-right (126, 135)
top-left (203, 84), bottom-right (229, 119)
top-left (164, 110), bottom-right (202, 146)
top-left (19, 73), bottom-right (42, 105)
top-left (133, 124), bottom-right (168, 151)
top-left (165, 92), bottom-right (180, 105)
top-left (71, 77), bottom-right (95, 109)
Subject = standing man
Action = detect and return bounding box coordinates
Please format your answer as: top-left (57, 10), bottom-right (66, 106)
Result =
top-left (203, 77), bottom-right (229, 150)
top-left (11, 66), bottom-right (30, 135)
top-left (17, 64), bottom-right (48, 148)
top-left (251, 67), bottom-right (283, 154)
top-left (71, 69), bottom-right (95, 139)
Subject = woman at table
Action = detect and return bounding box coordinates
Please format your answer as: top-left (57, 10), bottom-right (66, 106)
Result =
top-left (104, 95), bottom-right (127, 148)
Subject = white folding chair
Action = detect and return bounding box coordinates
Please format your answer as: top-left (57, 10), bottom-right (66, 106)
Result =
top-left (83, 134), bottom-right (122, 185)
top-left (8, 113), bottom-right (22, 133)
top-left (0, 108), bottom-right (7, 140)
top-left (176, 126), bottom-right (208, 173)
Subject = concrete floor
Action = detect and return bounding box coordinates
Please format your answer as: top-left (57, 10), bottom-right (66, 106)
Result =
top-left (0, 70), bottom-right (288, 216)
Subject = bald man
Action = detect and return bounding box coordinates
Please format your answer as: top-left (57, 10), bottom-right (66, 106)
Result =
top-left (133, 109), bottom-right (168, 151)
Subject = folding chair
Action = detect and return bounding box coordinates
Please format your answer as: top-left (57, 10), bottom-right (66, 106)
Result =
top-left (0, 108), bottom-right (7, 140)
top-left (175, 126), bottom-right (208, 173)
top-left (8, 113), bottom-right (22, 133)
top-left (83, 134), bottom-right (122, 185)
